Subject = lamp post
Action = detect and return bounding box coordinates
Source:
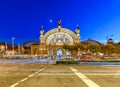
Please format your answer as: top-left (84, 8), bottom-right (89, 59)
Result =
top-left (18, 43), bottom-right (20, 54)
top-left (22, 44), bottom-right (24, 55)
top-left (5, 42), bottom-right (8, 54)
top-left (12, 37), bottom-right (15, 55)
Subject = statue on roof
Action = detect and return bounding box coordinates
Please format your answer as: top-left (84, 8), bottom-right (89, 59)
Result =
top-left (40, 26), bottom-right (44, 35)
top-left (58, 20), bottom-right (61, 26)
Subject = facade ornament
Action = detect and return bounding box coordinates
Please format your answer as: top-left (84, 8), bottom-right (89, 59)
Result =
top-left (76, 24), bottom-right (80, 35)
top-left (75, 24), bottom-right (80, 43)
top-left (40, 26), bottom-right (44, 44)
top-left (40, 26), bottom-right (44, 36)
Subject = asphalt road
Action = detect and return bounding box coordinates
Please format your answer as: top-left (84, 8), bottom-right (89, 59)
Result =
top-left (0, 64), bottom-right (120, 87)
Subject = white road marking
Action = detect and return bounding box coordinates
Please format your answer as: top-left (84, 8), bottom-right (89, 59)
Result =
top-left (39, 68), bottom-right (46, 72)
top-left (9, 67), bottom-right (47, 87)
top-left (35, 72), bottom-right (39, 74)
top-left (84, 73), bottom-right (120, 76)
top-left (38, 73), bottom-right (117, 76)
top-left (70, 67), bottom-right (100, 87)
top-left (114, 70), bottom-right (120, 78)
top-left (20, 78), bottom-right (28, 82)
top-left (39, 73), bottom-right (75, 75)
top-left (10, 83), bottom-right (19, 87)
top-left (84, 73), bottom-right (118, 75)
top-left (28, 74), bottom-right (34, 77)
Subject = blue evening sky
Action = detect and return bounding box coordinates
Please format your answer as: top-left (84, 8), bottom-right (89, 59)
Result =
top-left (0, 0), bottom-right (120, 44)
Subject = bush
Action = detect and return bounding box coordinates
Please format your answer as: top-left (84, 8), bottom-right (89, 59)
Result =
top-left (90, 60), bottom-right (120, 62)
top-left (56, 60), bottom-right (120, 65)
top-left (56, 60), bottom-right (80, 64)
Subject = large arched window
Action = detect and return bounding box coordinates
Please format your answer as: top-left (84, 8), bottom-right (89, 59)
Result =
top-left (42, 28), bottom-right (77, 45)
top-left (46, 33), bottom-right (74, 45)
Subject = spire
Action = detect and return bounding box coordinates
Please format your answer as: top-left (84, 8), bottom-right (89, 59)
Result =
top-left (76, 24), bottom-right (80, 30)
top-left (75, 24), bottom-right (80, 43)
top-left (76, 24), bottom-right (80, 34)
top-left (40, 26), bottom-right (44, 30)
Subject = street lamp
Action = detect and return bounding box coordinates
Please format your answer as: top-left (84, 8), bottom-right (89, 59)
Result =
top-left (18, 43), bottom-right (20, 54)
top-left (5, 42), bottom-right (8, 55)
top-left (12, 37), bottom-right (15, 55)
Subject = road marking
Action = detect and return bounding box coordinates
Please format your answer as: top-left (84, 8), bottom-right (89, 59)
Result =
top-left (38, 73), bottom-right (117, 76)
top-left (10, 83), bottom-right (19, 87)
top-left (114, 70), bottom-right (120, 78)
top-left (70, 67), bottom-right (100, 87)
top-left (39, 73), bottom-right (75, 75)
top-left (9, 67), bottom-right (47, 87)
top-left (84, 73), bottom-right (118, 75)
top-left (28, 74), bottom-right (34, 77)
top-left (20, 78), bottom-right (28, 82)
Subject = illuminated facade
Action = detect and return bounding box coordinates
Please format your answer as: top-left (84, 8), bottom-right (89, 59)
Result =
top-left (31, 20), bottom-right (80, 56)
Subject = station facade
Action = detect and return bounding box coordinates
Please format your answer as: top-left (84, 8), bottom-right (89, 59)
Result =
top-left (31, 20), bottom-right (80, 56)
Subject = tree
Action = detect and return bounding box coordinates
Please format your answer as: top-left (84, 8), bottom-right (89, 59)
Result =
top-left (101, 44), bottom-right (115, 56)
top-left (74, 43), bottom-right (86, 51)
top-left (62, 43), bottom-right (85, 56)
top-left (114, 44), bottom-right (120, 54)
top-left (87, 44), bottom-right (100, 53)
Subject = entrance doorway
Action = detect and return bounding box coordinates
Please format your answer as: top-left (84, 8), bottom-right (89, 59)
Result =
top-left (49, 49), bottom-right (53, 56)
top-left (57, 49), bottom-right (62, 56)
